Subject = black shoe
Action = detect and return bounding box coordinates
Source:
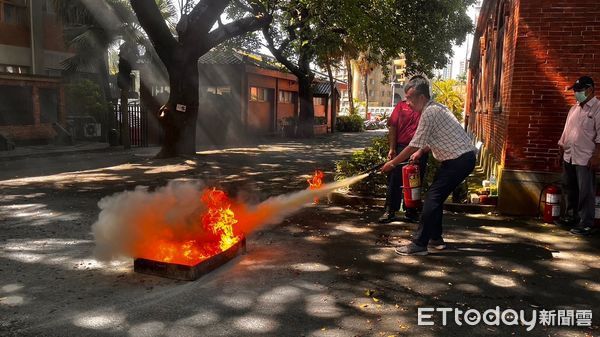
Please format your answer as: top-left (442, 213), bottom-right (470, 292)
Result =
top-left (378, 211), bottom-right (397, 223)
top-left (570, 226), bottom-right (595, 236)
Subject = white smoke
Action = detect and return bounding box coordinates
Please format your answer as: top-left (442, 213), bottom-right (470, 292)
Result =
top-left (92, 174), bottom-right (370, 261)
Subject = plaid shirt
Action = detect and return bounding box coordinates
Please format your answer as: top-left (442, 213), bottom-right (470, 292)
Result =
top-left (409, 100), bottom-right (476, 161)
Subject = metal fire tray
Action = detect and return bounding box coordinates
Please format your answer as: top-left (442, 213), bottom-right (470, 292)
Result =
top-left (134, 236), bottom-right (246, 281)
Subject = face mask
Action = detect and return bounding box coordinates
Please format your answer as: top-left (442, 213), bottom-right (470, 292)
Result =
top-left (575, 91), bottom-right (588, 103)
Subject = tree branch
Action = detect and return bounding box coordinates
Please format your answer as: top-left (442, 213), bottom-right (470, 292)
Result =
top-left (130, 0), bottom-right (178, 65)
top-left (262, 26), bottom-right (301, 76)
top-left (205, 14), bottom-right (271, 53)
top-left (187, 0), bottom-right (231, 38)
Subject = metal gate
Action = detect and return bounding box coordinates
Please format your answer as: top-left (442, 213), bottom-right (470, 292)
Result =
top-left (113, 102), bottom-right (148, 147)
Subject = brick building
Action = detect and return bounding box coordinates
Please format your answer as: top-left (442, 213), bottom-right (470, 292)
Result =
top-left (196, 50), bottom-right (340, 144)
top-left (0, 0), bottom-right (71, 144)
top-left (466, 0), bottom-right (600, 214)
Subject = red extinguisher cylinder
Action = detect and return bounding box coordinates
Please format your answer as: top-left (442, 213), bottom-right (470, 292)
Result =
top-left (403, 163), bottom-right (421, 209)
top-left (543, 185), bottom-right (560, 223)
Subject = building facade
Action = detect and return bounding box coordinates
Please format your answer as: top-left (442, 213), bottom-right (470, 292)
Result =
top-left (196, 50), bottom-right (339, 144)
top-left (466, 0), bottom-right (600, 215)
top-left (0, 0), bottom-right (71, 144)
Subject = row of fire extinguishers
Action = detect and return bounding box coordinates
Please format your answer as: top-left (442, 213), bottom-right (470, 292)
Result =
top-left (541, 183), bottom-right (600, 225)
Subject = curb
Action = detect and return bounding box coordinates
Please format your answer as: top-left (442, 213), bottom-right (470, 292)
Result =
top-left (0, 144), bottom-right (116, 162)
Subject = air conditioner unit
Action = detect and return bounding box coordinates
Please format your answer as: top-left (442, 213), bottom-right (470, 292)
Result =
top-left (84, 123), bottom-right (101, 137)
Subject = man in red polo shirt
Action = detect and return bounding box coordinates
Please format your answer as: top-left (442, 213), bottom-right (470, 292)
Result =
top-left (378, 98), bottom-right (428, 223)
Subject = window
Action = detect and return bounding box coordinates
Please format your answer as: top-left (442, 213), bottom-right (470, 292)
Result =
top-left (207, 86), bottom-right (231, 96)
top-left (279, 90), bottom-right (294, 103)
top-left (0, 85), bottom-right (33, 126)
top-left (369, 79), bottom-right (375, 85)
top-left (1, 1), bottom-right (27, 25)
top-left (381, 91), bottom-right (385, 97)
top-left (249, 86), bottom-right (268, 102)
top-left (368, 90), bottom-right (374, 97)
top-left (42, 0), bottom-right (55, 14)
top-left (493, 1), bottom-right (507, 112)
top-left (0, 64), bottom-right (29, 74)
top-left (313, 97), bottom-right (325, 105)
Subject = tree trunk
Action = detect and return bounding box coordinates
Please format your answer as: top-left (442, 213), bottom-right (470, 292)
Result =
top-left (364, 73), bottom-right (369, 119)
top-left (297, 75), bottom-right (315, 138)
top-left (326, 61), bottom-right (336, 133)
top-left (346, 58), bottom-right (354, 115)
top-left (157, 59), bottom-right (199, 158)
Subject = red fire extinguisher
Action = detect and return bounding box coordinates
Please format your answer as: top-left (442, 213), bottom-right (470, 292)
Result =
top-left (403, 162), bottom-right (421, 209)
top-left (542, 184), bottom-right (561, 223)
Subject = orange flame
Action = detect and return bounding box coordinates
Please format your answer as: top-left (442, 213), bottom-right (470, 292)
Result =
top-left (307, 170), bottom-right (324, 203)
top-left (138, 188), bottom-right (241, 266)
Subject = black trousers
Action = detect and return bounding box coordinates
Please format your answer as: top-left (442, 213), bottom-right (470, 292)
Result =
top-left (562, 160), bottom-right (595, 228)
top-left (413, 151), bottom-right (476, 246)
top-left (385, 144), bottom-right (428, 213)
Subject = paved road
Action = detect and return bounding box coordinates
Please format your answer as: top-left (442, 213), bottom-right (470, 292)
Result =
top-left (0, 130), bottom-right (598, 337)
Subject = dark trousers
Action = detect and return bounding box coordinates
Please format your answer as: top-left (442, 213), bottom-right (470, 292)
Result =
top-left (385, 144), bottom-right (428, 213)
top-left (562, 160), bottom-right (595, 228)
top-left (413, 151), bottom-right (476, 246)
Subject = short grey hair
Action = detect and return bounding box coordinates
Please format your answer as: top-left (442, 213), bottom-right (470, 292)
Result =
top-left (404, 76), bottom-right (431, 99)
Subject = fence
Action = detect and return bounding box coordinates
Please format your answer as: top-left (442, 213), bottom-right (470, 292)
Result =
top-left (113, 102), bottom-right (148, 147)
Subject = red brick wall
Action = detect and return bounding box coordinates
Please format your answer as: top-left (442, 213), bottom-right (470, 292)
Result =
top-left (0, 22), bottom-right (29, 47)
top-left (0, 124), bottom-right (56, 141)
top-left (505, 0), bottom-right (600, 172)
top-left (43, 15), bottom-right (68, 52)
top-left (467, 0), bottom-right (518, 167)
top-left (0, 75), bottom-right (64, 142)
top-left (467, 0), bottom-right (600, 173)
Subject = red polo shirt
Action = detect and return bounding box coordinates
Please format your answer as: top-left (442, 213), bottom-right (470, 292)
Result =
top-left (387, 101), bottom-right (421, 146)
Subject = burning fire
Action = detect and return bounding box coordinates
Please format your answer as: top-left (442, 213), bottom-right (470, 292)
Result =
top-left (94, 175), bottom-right (369, 268)
top-left (307, 170), bottom-right (324, 203)
top-left (140, 188), bottom-right (241, 266)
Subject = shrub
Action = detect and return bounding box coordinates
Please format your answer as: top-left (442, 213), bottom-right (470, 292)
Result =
top-left (335, 136), bottom-right (388, 195)
top-left (335, 135), bottom-right (444, 198)
top-left (65, 79), bottom-right (110, 122)
top-left (314, 116), bottom-right (327, 125)
top-left (336, 114), bottom-right (364, 132)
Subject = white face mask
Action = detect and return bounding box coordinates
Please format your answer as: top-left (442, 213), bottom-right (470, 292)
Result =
top-left (575, 91), bottom-right (588, 103)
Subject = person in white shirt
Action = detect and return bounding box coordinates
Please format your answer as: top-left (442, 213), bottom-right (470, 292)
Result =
top-left (381, 77), bottom-right (477, 255)
top-left (557, 76), bottom-right (599, 236)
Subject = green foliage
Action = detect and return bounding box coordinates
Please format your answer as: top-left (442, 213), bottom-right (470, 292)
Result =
top-left (314, 116), bottom-right (327, 125)
top-left (336, 114), bottom-right (364, 132)
top-left (432, 79), bottom-right (465, 122)
top-left (65, 79), bottom-right (110, 122)
top-left (335, 136), bottom-right (388, 195)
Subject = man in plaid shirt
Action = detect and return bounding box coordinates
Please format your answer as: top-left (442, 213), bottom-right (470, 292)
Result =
top-left (382, 77), bottom-right (477, 255)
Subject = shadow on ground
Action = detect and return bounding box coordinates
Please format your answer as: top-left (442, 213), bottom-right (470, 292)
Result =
top-left (1, 131), bottom-right (598, 337)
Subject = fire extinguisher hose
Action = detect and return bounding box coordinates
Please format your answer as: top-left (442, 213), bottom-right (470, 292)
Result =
top-left (361, 161), bottom-right (410, 175)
